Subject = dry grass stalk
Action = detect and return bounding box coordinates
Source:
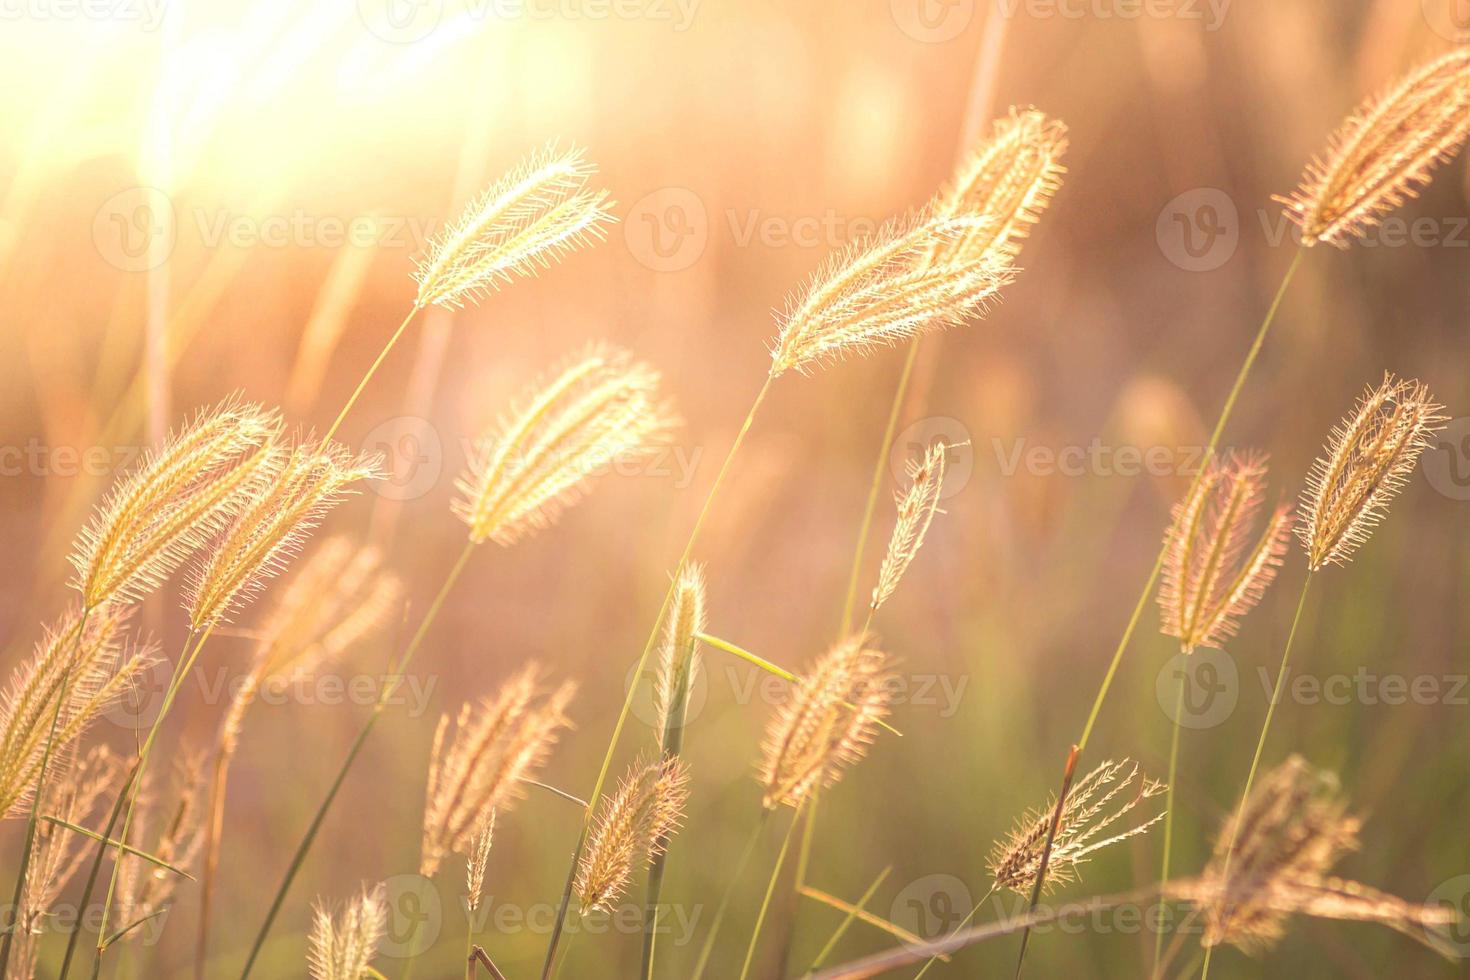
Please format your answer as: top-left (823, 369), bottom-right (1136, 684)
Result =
top-left (113, 755), bottom-right (206, 938)
top-left (656, 563), bottom-right (706, 739)
top-left (69, 400), bottom-right (278, 608)
top-left (930, 107), bottom-right (1069, 267)
top-left (1167, 756), bottom-right (1455, 953)
top-left (9, 744), bottom-right (123, 978)
top-left (184, 440), bottom-right (383, 630)
top-left (758, 635), bottom-right (896, 810)
top-left (1277, 49), bottom-right (1470, 247)
top-left (466, 810), bottom-right (496, 914)
top-left (574, 754), bottom-right (690, 914)
top-left (1158, 451), bottom-right (1293, 653)
top-left (0, 607), bottom-right (154, 818)
top-left (870, 442), bottom-right (948, 614)
top-left (307, 884), bottom-right (387, 980)
top-left (989, 759), bottom-right (1166, 895)
top-left (413, 143), bottom-right (615, 309)
top-left (1298, 373), bottom-right (1445, 570)
top-left (769, 214), bottom-right (1014, 377)
top-left (454, 345), bottom-right (679, 546)
top-left (421, 666), bottom-right (575, 876)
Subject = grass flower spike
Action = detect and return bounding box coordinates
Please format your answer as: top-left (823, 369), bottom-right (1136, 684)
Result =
top-left (69, 400), bottom-right (278, 608)
top-left (870, 441), bottom-right (948, 614)
top-left (454, 345), bottom-right (679, 546)
top-left (421, 666), bottom-right (575, 876)
top-left (413, 143), bottom-right (616, 309)
top-left (1298, 373), bottom-right (1445, 570)
top-left (1277, 49), bottom-right (1470, 247)
top-left (758, 635), bottom-right (895, 810)
top-left (989, 759), bottom-right (1166, 894)
top-left (769, 215), bottom-right (1014, 377)
top-left (1158, 451), bottom-right (1293, 653)
top-left (307, 885), bottom-right (388, 980)
top-left (575, 755), bottom-right (689, 914)
top-left (656, 563), bottom-right (706, 739)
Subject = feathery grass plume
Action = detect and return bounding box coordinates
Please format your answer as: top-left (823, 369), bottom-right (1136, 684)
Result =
top-left (184, 439), bottom-right (383, 630)
top-left (574, 754), bottom-right (690, 914)
top-left (989, 759), bottom-right (1166, 895)
top-left (769, 214), bottom-right (1014, 377)
top-left (1157, 451), bottom-right (1294, 653)
top-left (870, 442), bottom-right (948, 614)
top-left (930, 107), bottom-right (1068, 267)
top-left (0, 607), bottom-right (154, 818)
top-left (112, 755), bottom-right (205, 938)
top-left (1277, 49), bottom-right (1470, 247)
top-left (69, 400), bottom-right (278, 608)
top-left (466, 811), bottom-right (496, 914)
top-left (1167, 756), bottom-right (1454, 953)
top-left (10, 745), bottom-right (122, 978)
top-left (307, 885), bottom-right (388, 980)
top-left (655, 563), bottom-right (706, 738)
top-left (1298, 373), bottom-right (1446, 571)
top-left (421, 666), bottom-right (575, 876)
top-left (454, 345), bottom-right (679, 546)
top-left (413, 143), bottom-right (616, 309)
top-left (758, 635), bottom-right (896, 810)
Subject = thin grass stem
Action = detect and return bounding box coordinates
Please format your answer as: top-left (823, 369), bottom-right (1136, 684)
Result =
top-left (1153, 664), bottom-right (1187, 974)
top-left (691, 810), bottom-right (771, 980)
top-left (739, 805), bottom-right (802, 980)
top-left (320, 306), bottom-right (421, 446)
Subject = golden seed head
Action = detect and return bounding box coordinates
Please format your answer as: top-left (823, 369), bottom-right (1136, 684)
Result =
top-left (0, 605), bottom-right (155, 819)
top-left (989, 759), bottom-right (1166, 895)
top-left (421, 666), bottom-right (575, 877)
top-left (931, 107), bottom-right (1068, 267)
top-left (69, 399), bottom-right (279, 608)
top-left (871, 441), bottom-right (949, 613)
top-left (769, 213), bottom-right (1015, 378)
top-left (307, 884), bottom-right (388, 980)
top-left (575, 754), bottom-right (690, 914)
top-left (1158, 451), bottom-right (1294, 653)
top-left (465, 810), bottom-right (496, 914)
top-left (758, 634), bottom-right (895, 810)
top-left (184, 439), bottom-right (383, 631)
top-left (1298, 373), bottom-right (1446, 571)
top-left (454, 345), bottom-right (679, 546)
top-left (1277, 49), bottom-right (1470, 247)
top-left (413, 142), bottom-right (616, 309)
top-left (656, 563), bottom-right (707, 741)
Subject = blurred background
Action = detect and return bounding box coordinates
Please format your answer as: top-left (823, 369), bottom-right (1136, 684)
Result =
top-left (2, 0), bottom-right (1469, 976)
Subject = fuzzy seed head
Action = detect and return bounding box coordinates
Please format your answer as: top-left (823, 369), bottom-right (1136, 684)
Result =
top-left (1277, 49), bottom-right (1470, 247)
top-left (1158, 451), bottom-right (1293, 653)
top-left (69, 399), bottom-right (279, 608)
top-left (575, 754), bottom-right (690, 914)
top-left (421, 666), bottom-right (574, 876)
top-left (769, 214), bottom-right (1015, 377)
top-left (1298, 373), bottom-right (1446, 571)
top-left (454, 345), bottom-right (679, 546)
top-left (413, 143), bottom-right (616, 309)
top-left (465, 811), bottom-right (496, 914)
top-left (871, 441), bottom-right (949, 613)
top-left (307, 885), bottom-right (388, 980)
top-left (656, 563), bottom-right (706, 741)
top-left (758, 635), bottom-right (895, 810)
top-left (989, 759), bottom-right (1167, 895)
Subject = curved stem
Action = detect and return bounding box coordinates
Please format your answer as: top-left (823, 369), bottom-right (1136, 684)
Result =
top-left (238, 539), bottom-right (478, 980)
top-left (540, 374), bottom-right (775, 979)
top-left (320, 306), bottom-right (421, 446)
top-left (1153, 672), bottom-right (1187, 976)
top-left (1198, 572), bottom-right (1313, 980)
top-left (739, 806), bottom-right (801, 980)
